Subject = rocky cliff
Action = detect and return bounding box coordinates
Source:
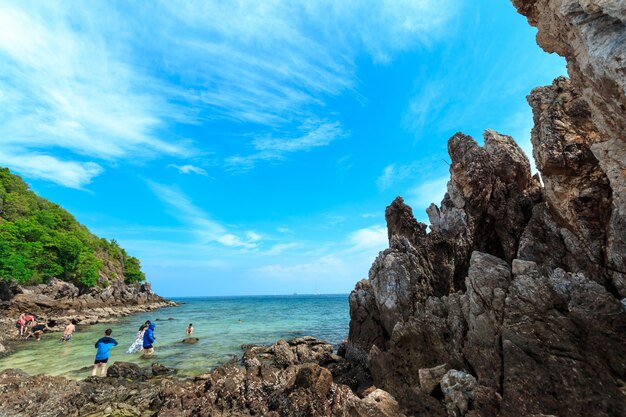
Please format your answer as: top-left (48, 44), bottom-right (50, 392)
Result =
top-left (348, 1), bottom-right (626, 416)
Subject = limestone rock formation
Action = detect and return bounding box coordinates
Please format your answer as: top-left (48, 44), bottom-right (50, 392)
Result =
top-left (347, 1), bottom-right (626, 415)
top-left (513, 0), bottom-right (626, 297)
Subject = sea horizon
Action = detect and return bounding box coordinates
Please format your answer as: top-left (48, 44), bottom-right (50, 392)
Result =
top-left (167, 292), bottom-right (350, 299)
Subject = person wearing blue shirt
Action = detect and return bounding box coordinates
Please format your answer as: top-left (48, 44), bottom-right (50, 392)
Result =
top-left (143, 322), bottom-right (156, 357)
top-left (92, 328), bottom-right (118, 376)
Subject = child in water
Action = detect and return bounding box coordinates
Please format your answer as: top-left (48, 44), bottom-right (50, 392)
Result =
top-left (92, 329), bottom-right (118, 376)
top-left (186, 323), bottom-right (193, 336)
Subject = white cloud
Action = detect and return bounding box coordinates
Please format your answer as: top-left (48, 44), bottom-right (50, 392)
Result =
top-left (0, 150), bottom-right (103, 189)
top-left (0, 3), bottom-right (188, 186)
top-left (346, 225), bottom-right (388, 253)
top-left (262, 242), bottom-right (300, 256)
top-left (0, 1), bottom-right (458, 187)
top-left (168, 164), bottom-right (209, 176)
top-left (217, 234), bottom-right (258, 250)
top-left (252, 223), bottom-right (387, 283)
top-left (407, 176), bottom-right (449, 212)
top-left (253, 254), bottom-right (344, 279)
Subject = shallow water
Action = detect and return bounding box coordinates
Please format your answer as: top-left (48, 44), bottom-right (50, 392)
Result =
top-left (0, 294), bottom-right (349, 379)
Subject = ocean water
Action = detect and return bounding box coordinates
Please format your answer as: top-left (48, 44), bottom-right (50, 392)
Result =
top-left (0, 294), bottom-right (349, 379)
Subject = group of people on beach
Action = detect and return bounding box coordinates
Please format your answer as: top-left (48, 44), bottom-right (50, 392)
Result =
top-left (92, 320), bottom-right (158, 376)
top-left (15, 313), bottom-right (198, 376)
top-left (16, 312), bottom-right (77, 342)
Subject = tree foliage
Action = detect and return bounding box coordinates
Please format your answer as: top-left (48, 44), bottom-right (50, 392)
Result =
top-left (0, 168), bottom-right (145, 287)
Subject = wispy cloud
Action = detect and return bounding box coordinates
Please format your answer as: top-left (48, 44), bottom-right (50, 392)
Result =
top-left (0, 3), bottom-right (188, 187)
top-left (0, 0), bottom-right (458, 186)
top-left (376, 162), bottom-right (428, 190)
top-left (251, 223), bottom-right (387, 285)
top-left (168, 164), bottom-right (209, 176)
top-left (147, 181), bottom-right (261, 249)
top-left (225, 121), bottom-right (347, 171)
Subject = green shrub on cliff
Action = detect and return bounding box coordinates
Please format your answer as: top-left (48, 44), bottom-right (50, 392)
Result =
top-left (0, 167), bottom-right (145, 287)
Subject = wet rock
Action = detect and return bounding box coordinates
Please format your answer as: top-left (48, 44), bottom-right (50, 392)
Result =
top-left (181, 337), bottom-right (199, 344)
top-left (107, 362), bottom-right (143, 380)
top-left (151, 363), bottom-right (174, 376)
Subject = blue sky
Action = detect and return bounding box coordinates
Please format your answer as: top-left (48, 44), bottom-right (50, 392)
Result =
top-left (0, 0), bottom-right (565, 296)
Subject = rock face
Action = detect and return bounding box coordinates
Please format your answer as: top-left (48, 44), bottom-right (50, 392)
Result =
top-left (513, 0), bottom-right (626, 298)
top-left (347, 1), bottom-right (626, 415)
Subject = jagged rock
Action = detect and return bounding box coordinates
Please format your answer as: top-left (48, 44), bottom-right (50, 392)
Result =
top-left (512, 0), bottom-right (626, 144)
top-left (513, 0), bottom-right (626, 298)
top-left (241, 337), bottom-right (338, 370)
top-left (523, 76), bottom-right (624, 294)
top-left (355, 388), bottom-right (406, 417)
top-left (464, 252), bottom-right (510, 391)
top-left (0, 368), bottom-right (163, 416)
top-left (500, 268), bottom-right (626, 416)
top-left (418, 364), bottom-right (448, 394)
top-left (440, 370), bottom-right (477, 417)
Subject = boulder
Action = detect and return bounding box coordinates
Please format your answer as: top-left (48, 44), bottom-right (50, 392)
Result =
top-left (106, 362), bottom-right (143, 380)
top-left (151, 363), bottom-right (174, 376)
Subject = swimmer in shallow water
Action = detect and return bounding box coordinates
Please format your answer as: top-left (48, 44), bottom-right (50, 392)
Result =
top-left (61, 319), bottom-right (76, 342)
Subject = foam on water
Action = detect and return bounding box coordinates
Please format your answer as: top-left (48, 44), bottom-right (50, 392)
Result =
top-left (0, 294), bottom-right (349, 379)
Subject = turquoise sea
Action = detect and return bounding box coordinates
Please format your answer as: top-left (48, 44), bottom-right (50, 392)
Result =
top-left (0, 294), bottom-right (349, 379)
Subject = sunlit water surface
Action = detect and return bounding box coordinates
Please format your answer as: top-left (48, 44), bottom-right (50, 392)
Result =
top-left (0, 294), bottom-right (349, 379)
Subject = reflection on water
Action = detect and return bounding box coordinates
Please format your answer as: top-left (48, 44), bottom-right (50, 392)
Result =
top-left (0, 294), bottom-right (349, 379)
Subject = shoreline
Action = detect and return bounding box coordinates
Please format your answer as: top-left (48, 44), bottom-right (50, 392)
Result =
top-left (0, 299), bottom-right (178, 359)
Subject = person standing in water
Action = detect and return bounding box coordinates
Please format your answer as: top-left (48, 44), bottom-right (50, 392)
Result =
top-left (143, 323), bottom-right (156, 357)
top-left (61, 319), bottom-right (76, 342)
top-left (186, 323), bottom-right (193, 336)
top-left (127, 324), bottom-right (147, 353)
top-left (92, 329), bottom-right (118, 376)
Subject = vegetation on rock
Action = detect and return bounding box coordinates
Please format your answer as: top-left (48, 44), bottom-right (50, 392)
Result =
top-left (0, 167), bottom-right (145, 287)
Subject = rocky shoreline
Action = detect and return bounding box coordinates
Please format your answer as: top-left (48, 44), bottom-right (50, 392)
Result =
top-left (0, 336), bottom-right (396, 417)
